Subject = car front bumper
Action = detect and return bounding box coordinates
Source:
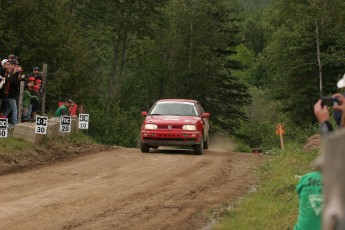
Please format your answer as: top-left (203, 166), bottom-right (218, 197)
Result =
top-left (141, 130), bottom-right (202, 146)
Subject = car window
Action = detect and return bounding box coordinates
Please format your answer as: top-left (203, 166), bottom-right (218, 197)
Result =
top-left (150, 102), bottom-right (198, 116)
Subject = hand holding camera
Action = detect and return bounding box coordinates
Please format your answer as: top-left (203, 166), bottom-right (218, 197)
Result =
top-left (321, 97), bottom-right (340, 107)
top-left (331, 93), bottom-right (345, 111)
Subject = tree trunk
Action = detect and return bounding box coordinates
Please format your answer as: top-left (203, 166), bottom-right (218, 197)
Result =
top-left (315, 19), bottom-right (323, 96)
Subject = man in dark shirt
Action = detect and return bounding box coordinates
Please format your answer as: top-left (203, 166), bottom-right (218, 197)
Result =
top-left (27, 66), bottom-right (42, 81)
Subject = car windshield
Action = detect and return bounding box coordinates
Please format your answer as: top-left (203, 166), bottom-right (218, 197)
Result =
top-left (149, 102), bottom-right (198, 116)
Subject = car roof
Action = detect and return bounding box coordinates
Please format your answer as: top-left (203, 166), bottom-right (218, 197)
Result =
top-left (156, 99), bottom-right (198, 104)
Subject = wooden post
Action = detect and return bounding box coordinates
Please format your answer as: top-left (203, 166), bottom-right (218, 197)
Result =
top-left (320, 129), bottom-right (345, 229)
top-left (41, 63), bottom-right (47, 115)
top-left (17, 77), bottom-right (25, 123)
top-left (279, 127), bottom-right (285, 150)
top-left (276, 124), bottom-right (285, 150)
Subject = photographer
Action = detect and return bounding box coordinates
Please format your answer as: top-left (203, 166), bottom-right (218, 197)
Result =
top-left (314, 93), bottom-right (345, 135)
top-left (294, 80), bottom-right (345, 230)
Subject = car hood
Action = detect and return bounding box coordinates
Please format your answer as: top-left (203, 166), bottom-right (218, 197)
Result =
top-left (145, 115), bottom-right (200, 125)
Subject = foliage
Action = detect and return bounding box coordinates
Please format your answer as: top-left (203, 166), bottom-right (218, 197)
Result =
top-left (236, 87), bottom-right (281, 149)
top-left (263, 0), bottom-right (345, 127)
top-left (233, 141), bottom-right (252, 153)
top-left (87, 104), bottom-right (140, 147)
top-left (0, 138), bottom-right (36, 152)
top-left (217, 144), bottom-right (319, 229)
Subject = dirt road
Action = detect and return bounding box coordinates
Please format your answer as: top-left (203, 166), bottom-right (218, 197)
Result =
top-left (0, 147), bottom-right (264, 230)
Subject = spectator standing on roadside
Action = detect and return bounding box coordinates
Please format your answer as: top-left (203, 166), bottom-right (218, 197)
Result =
top-left (30, 85), bottom-right (41, 120)
top-left (22, 82), bottom-right (37, 122)
top-left (27, 66), bottom-right (42, 81)
top-left (8, 54), bottom-right (18, 62)
top-left (0, 58), bottom-right (21, 125)
top-left (0, 59), bottom-right (10, 117)
top-left (55, 99), bottom-right (74, 117)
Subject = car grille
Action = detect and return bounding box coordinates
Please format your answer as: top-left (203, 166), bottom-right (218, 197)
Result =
top-left (157, 124), bottom-right (183, 129)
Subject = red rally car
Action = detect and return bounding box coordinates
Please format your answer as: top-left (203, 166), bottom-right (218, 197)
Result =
top-left (140, 99), bottom-right (210, 155)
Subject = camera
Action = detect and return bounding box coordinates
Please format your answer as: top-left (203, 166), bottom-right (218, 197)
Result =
top-left (321, 97), bottom-right (340, 107)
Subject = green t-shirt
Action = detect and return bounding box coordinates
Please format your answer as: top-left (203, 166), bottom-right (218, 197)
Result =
top-left (23, 89), bottom-right (38, 108)
top-left (294, 171), bottom-right (323, 230)
top-left (55, 104), bottom-right (69, 117)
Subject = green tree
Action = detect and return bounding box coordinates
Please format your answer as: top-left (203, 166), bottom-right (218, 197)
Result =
top-left (264, 0), bottom-right (345, 126)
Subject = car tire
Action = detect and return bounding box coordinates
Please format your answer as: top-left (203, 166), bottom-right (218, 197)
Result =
top-left (203, 134), bottom-right (209, 150)
top-left (194, 135), bottom-right (203, 155)
top-left (141, 142), bottom-right (150, 153)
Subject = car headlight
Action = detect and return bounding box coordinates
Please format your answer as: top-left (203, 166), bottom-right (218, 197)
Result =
top-left (183, 125), bottom-right (196, 130)
top-left (145, 124), bottom-right (158, 130)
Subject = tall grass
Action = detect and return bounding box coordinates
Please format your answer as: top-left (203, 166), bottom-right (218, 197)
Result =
top-left (216, 143), bottom-right (319, 230)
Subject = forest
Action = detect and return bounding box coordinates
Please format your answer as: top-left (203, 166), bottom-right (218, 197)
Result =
top-left (1, 0), bottom-right (345, 150)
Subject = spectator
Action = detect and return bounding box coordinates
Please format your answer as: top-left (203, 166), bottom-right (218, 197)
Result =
top-left (294, 171), bottom-right (323, 230)
top-left (332, 74), bottom-right (345, 126)
top-left (0, 76), bottom-right (5, 89)
top-left (30, 85), bottom-right (40, 120)
top-left (27, 76), bottom-right (35, 84)
top-left (313, 93), bottom-right (345, 135)
top-left (22, 82), bottom-right (37, 122)
top-left (0, 58), bottom-right (21, 125)
top-left (0, 59), bottom-right (10, 117)
top-left (0, 75), bottom-right (5, 108)
top-left (27, 66), bottom-right (42, 81)
top-left (55, 99), bottom-right (74, 117)
top-left (8, 54), bottom-right (18, 61)
top-left (299, 79), bottom-right (345, 230)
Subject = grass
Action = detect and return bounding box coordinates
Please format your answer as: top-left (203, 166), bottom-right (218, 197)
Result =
top-left (0, 132), bottom-right (95, 153)
top-left (215, 143), bottom-right (319, 230)
top-left (47, 132), bottom-right (96, 145)
top-left (0, 138), bottom-right (36, 153)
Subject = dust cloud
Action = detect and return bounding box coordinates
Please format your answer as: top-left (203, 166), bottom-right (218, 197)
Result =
top-left (209, 133), bottom-right (235, 152)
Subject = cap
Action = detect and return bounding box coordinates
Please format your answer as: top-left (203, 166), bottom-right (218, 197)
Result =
top-left (337, 73), bottom-right (345, 88)
top-left (1, 59), bottom-right (9, 66)
top-left (8, 54), bottom-right (18, 60)
top-left (28, 77), bottom-right (35, 82)
top-left (35, 79), bottom-right (42, 83)
top-left (33, 66), bottom-right (39, 71)
top-left (33, 85), bottom-right (40, 90)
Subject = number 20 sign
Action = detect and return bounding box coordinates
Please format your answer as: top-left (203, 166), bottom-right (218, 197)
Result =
top-left (60, 116), bottom-right (71, 133)
top-left (35, 116), bottom-right (48, 134)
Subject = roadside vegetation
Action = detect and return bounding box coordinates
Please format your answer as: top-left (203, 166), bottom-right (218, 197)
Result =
top-left (217, 144), bottom-right (319, 229)
top-left (0, 133), bottom-right (112, 175)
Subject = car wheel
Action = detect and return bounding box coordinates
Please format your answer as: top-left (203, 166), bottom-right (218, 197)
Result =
top-left (203, 134), bottom-right (209, 150)
top-left (141, 142), bottom-right (150, 153)
top-left (194, 135), bottom-right (203, 155)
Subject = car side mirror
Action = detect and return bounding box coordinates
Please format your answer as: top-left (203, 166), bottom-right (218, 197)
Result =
top-left (141, 111), bottom-right (148, 116)
top-left (202, 112), bottom-right (210, 118)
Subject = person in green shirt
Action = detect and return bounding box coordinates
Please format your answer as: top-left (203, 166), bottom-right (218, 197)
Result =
top-left (55, 99), bottom-right (74, 117)
top-left (294, 171), bottom-right (323, 230)
top-left (22, 82), bottom-right (38, 121)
